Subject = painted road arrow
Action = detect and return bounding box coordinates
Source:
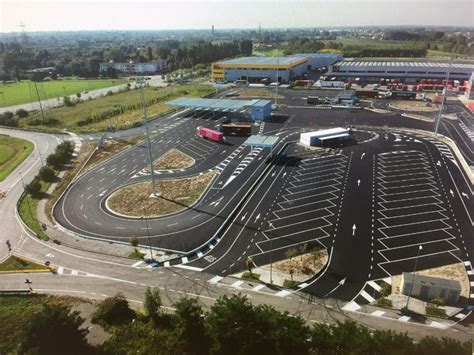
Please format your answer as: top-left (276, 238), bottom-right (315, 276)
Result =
top-left (361, 153), bottom-right (366, 159)
top-left (324, 277), bottom-right (347, 297)
top-left (352, 224), bottom-right (357, 236)
top-left (462, 192), bottom-right (469, 199)
top-left (437, 160), bottom-right (441, 166)
top-left (254, 213), bottom-right (261, 223)
top-left (450, 189), bottom-right (454, 197)
top-left (357, 179), bottom-right (361, 186)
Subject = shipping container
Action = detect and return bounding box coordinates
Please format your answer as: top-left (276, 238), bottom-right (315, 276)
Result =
top-left (221, 124), bottom-right (252, 137)
top-left (198, 127), bottom-right (224, 143)
top-left (355, 90), bottom-right (379, 98)
top-left (307, 96), bottom-right (320, 105)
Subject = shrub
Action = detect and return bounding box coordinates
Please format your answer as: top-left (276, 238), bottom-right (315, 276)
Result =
top-left (375, 297), bottom-right (393, 308)
top-left (16, 108), bottom-right (29, 118)
top-left (91, 293), bottom-right (135, 327)
top-left (430, 297), bottom-right (446, 307)
top-left (0, 113), bottom-right (19, 127)
top-left (28, 117), bottom-right (60, 127)
top-left (63, 96), bottom-right (75, 107)
top-left (379, 281), bottom-right (392, 297)
top-left (39, 166), bottom-right (56, 182)
top-left (3, 111), bottom-right (14, 119)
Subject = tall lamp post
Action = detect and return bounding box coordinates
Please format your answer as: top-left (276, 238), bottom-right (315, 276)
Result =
top-left (19, 172), bottom-right (33, 221)
top-left (268, 221), bottom-right (274, 285)
top-left (405, 245), bottom-right (423, 310)
top-left (141, 207), bottom-right (154, 261)
top-left (434, 56), bottom-right (452, 136)
top-left (137, 77), bottom-right (159, 197)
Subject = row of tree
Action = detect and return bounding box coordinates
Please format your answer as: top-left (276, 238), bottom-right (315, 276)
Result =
top-left (0, 38), bottom-right (252, 81)
top-left (16, 290), bottom-right (471, 355)
top-left (25, 141), bottom-right (74, 197)
top-left (282, 37), bottom-right (429, 58)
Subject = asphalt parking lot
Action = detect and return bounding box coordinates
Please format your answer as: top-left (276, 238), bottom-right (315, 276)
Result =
top-left (54, 88), bottom-right (473, 304)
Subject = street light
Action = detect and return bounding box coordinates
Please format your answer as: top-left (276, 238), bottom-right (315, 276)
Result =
top-left (141, 207), bottom-right (154, 261)
top-left (405, 245), bottom-right (423, 310)
top-left (268, 221), bottom-right (275, 285)
top-left (19, 172), bottom-right (33, 221)
top-left (137, 77), bottom-right (159, 197)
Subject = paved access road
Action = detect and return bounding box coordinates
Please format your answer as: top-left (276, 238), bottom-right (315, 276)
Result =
top-left (0, 128), bottom-right (65, 260)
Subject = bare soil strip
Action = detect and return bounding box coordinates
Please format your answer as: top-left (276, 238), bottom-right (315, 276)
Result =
top-left (107, 171), bottom-right (216, 217)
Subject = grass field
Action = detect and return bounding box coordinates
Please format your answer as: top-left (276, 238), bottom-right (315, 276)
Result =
top-left (0, 135), bottom-right (34, 182)
top-left (18, 179), bottom-right (53, 241)
top-left (252, 48), bottom-right (286, 56)
top-left (324, 38), bottom-right (414, 49)
top-left (24, 84), bottom-right (215, 132)
top-left (0, 255), bottom-right (49, 272)
top-left (0, 78), bottom-right (127, 108)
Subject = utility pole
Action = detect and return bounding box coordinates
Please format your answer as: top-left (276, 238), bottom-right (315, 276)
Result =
top-left (137, 77), bottom-right (158, 197)
top-left (19, 172), bottom-right (33, 221)
top-left (275, 56), bottom-right (279, 107)
top-left (142, 207), bottom-right (154, 261)
top-left (405, 245), bottom-right (423, 310)
top-left (33, 81), bottom-right (45, 121)
top-left (434, 56), bottom-right (452, 135)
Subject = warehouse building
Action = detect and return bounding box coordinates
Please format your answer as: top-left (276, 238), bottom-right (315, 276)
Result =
top-left (300, 127), bottom-right (350, 146)
top-left (328, 60), bottom-right (474, 82)
top-left (211, 54), bottom-right (342, 83)
top-left (401, 272), bottom-right (461, 304)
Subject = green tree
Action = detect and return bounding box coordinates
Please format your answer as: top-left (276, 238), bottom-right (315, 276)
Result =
top-left (144, 286), bottom-right (162, 320)
top-left (39, 165), bottom-right (56, 182)
top-left (18, 303), bottom-right (91, 355)
top-left (25, 177), bottom-right (41, 197)
top-left (91, 293), bottom-right (135, 327)
top-left (99, 319), bottom-right (172, 354)
top-left (172, 298), bottom-right (210, 355)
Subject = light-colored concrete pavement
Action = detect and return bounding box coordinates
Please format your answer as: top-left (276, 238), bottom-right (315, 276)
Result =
top-left (1, 270), bottom-right (472, 343)
top-left (0, 128), bottom-right (63, 260)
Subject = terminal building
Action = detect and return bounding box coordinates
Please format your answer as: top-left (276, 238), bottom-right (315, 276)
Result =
top-left (99, 60), bottom-right (167, 75)
top-left (300, 127), bottom-right (350, 146)
top-left (327, 60), bottom-right (474, 82)
top-left (211, 54), bottom-right (342, 83)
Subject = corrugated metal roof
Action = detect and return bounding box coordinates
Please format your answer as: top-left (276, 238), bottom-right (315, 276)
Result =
top-left (215, 56), bottom-right (305, 66)
top-left (166, 98), bottom-right (272, 111)
top-left (243, 135), bottom-right (279, 148)
top-left (335, 60), bottom-right (474, 70)
top-left (300, 127), bottom-right (349, 139)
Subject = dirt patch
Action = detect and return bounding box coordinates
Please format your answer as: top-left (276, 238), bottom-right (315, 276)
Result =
top-left (237, 87), bottom-right (283, 99)
top-left (84, 135), bottom-right (145, 172)
top-left (107, 171), bottom-right (216, 217)
top-left (262, 249), bottom-right (328, 277)
top-left (391, 262), bottom-right (469, 298)
top-left (152, 149), bottom-right (194, 170)
top-left (389, 100), bottom-right (439, 112)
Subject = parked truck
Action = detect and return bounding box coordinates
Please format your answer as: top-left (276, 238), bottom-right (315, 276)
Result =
top-left (197, 127), bottom-right (224, 143)
top-left (221, 124), bottom-right (252, 137)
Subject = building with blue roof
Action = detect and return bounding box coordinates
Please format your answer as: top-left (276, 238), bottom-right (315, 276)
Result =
top-left (166, 98), bottom-right (272, 121)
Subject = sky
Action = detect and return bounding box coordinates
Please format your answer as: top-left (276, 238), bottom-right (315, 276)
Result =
top-left (1, 0), bottom-right (473, 33)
